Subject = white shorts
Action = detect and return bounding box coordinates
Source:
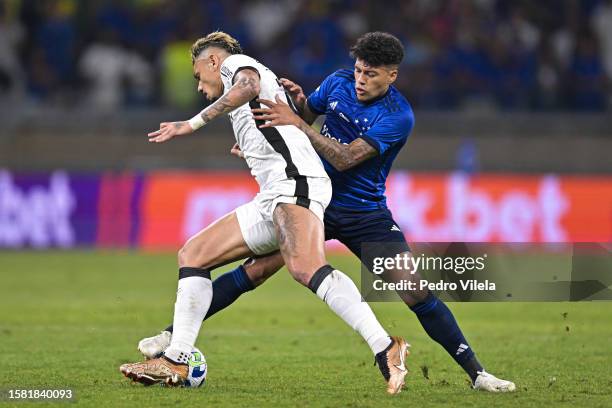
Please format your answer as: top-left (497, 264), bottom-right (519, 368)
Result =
top-left (235, 176), bottom-right (331, 255)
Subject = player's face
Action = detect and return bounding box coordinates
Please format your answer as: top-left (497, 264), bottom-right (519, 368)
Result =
top-left (193, 57), bottom-right (224, 101)
top-left (353, 59), bottom-right (398, 102)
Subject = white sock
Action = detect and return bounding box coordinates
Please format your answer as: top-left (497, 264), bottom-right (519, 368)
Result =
top-left (315, 269), bottom-right (392, 355)
top-left (164, 275), bottom-right (212, 363)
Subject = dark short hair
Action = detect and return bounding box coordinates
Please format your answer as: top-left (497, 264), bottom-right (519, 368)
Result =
top-left (191, 31), bottom-right (243, 63)
top-left (350, 32), bottom-right (404, 67)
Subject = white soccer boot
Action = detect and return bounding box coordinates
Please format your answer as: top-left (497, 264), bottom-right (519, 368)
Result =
top-left (138, 331), bottom-right (172, 360)
top-left (473, 370), bottom-right (516, 392)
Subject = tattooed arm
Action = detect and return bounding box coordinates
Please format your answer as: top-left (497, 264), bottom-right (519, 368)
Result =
top-left (147, 69), bottom-right (260, 143)
top-left (301, 124), bottom-right (376, 172)
top-left (252, 96), bottom-right (377, 171)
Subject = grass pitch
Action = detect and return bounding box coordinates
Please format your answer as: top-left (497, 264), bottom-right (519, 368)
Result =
top-left (0, 251), bottom-right (611, 407)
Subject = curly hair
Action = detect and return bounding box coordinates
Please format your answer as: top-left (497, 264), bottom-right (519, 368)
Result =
top-left (349, 32), bottom-right (404, 67)
top-left (190, 31), bottom-right (243, 63)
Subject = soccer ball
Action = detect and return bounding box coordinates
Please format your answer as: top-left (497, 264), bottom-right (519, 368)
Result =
top-left (183, 347), bottom-right (207, 387)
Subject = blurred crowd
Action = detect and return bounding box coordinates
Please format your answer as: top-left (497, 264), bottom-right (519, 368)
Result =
top-left (1, 0), bottom-right (611, 111)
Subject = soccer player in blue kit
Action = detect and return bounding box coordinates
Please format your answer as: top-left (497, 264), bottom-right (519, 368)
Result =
top-left (140, 32), bottom-right (515, 393)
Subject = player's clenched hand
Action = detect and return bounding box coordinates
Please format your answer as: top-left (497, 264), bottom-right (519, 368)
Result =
top-left (230, 143), bottom-right (244, 159)
top-left (279, 78), bottom-right (306, 108)
top-left (252, 96), bottom-right (300, 128)
top-left (147, 121), bottom-right (193, 143)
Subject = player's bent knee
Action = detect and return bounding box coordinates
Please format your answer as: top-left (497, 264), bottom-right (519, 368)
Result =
top-left (285, 262), bottom-right (314, 287)
top-left (177, 245), bottom-right (202, 268)
top-left (177, 246), bottom-right (189, 267)
top-left (290, 270), bottom-right (312, 287)
top-left (242, 252), bottom-right (285, 287)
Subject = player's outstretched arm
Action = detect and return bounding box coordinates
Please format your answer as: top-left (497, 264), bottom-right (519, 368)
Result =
top-left (148, 69), bottom-right (260, 143)
top-left (253, 96), bottom-right (377, 171)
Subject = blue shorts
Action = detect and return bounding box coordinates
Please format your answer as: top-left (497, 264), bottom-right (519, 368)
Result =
top-left (324, 206), bottom-right (410, 272)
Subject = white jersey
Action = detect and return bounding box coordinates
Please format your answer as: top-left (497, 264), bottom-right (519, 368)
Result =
top-left (220, 54), bottom-right (328, 190)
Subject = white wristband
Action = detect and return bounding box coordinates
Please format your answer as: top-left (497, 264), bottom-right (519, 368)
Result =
top-left (188, 114), bottom-right (206, 131)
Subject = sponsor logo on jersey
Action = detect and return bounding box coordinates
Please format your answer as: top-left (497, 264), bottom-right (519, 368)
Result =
top-left (321, 124), bottom-right (348, 145)
top-left (221, 66), bottom-right (233, 79)
top-left (330, 101), bottom-right (338, 110)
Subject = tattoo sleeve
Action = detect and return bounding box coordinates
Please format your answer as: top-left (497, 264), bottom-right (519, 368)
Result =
top-left (294, 120), bottom-right (378, 171)
top-left (198, 69), bottom-right (260, 124)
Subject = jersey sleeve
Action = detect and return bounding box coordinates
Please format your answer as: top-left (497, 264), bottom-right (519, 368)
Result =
top-left (219, 54), bottom-right (260, 91)
top-left (306, 71), bottom-right (340, 115)
top-left (360, 111), bottom-right (414, 155)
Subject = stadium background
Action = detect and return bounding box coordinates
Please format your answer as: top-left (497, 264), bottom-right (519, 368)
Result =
top-left (1, 1), bottom-right (611, 407)
top-left (1, 0), bottom-right (612, 248)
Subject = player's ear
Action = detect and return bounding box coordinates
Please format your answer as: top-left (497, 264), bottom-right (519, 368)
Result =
top-left (387, 67), bottom-right (398, 84)
top-left (208, 54), bottom-right (219, 72)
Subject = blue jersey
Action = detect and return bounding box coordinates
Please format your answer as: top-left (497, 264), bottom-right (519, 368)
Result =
top-left (306, 69), bottom-right (414, 210)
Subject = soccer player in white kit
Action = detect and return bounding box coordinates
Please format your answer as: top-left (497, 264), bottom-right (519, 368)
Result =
top-left (119, 32), bottom-right (409, 394)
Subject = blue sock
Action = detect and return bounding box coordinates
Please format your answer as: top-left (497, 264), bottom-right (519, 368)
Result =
top-left (410, 292), bottom-right (483, 382)
top-left (165, 265), bottom-right (254, 332)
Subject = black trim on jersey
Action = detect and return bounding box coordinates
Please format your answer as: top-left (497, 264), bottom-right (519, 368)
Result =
top-left (294, 175), bottom-right (311, 208)
top-left (250, 98), bottom-right (299, 177)
top-left (248, 99), bottom-right (311, 203)
top-left (232, 66), bottom-right (260, 84)
top-left (296, 195), bottom-right (311, 208)
top-left (294, 175), bottom-right (309, 197)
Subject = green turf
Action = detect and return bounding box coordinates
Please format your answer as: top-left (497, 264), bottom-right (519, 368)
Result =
top-left (0, 251), bottom-right (611, 407)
